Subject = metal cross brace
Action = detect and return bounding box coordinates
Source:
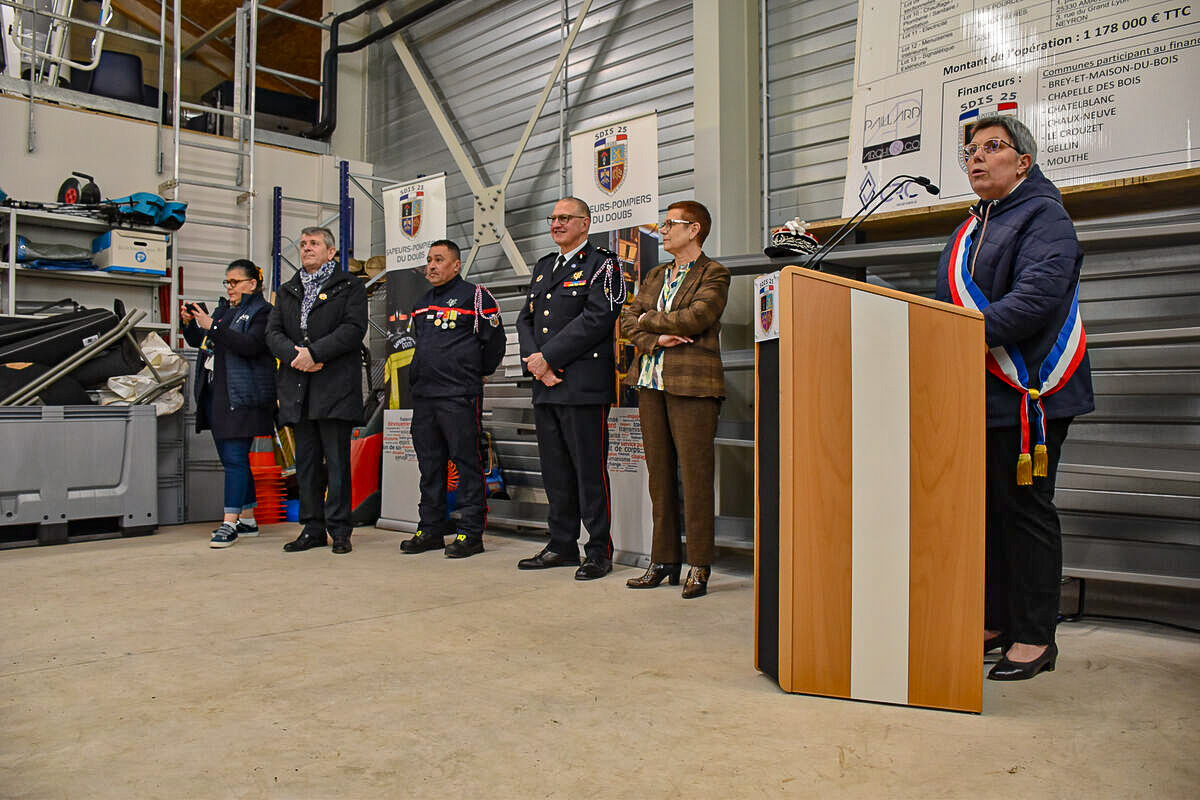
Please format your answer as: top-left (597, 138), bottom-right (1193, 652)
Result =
top-left (375, 0), bottom-right (594, 277)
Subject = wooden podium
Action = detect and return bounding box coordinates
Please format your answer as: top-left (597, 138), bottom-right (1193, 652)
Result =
top-left (755, 267), bottom-right (986, 713)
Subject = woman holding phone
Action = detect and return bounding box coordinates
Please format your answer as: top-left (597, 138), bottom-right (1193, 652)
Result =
top-left (180, 259), bottom-right (277, 548)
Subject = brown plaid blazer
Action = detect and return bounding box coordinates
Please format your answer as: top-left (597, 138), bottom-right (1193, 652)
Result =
top-left (619, 253), bottom-right (730, 398)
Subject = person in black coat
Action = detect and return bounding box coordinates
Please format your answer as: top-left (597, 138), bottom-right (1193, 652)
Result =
top-left (180, 259), bottom-right (276, 549)
top-left (515, 197), bottom-right (625, 580)
top-left (266, 227), bottom-right (368, 555)
top-left (936, 116), bottom-right (1094, 681)
top-left (398, 240), bottom-right (506, 558)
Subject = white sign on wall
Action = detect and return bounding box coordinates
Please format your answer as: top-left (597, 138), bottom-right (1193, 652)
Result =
top-left (570, 112), bottom-right (660, 233)
top-left (842, 0), bottom-right (1200, 217)
top-left (383, 173), bottom-right (446, 271)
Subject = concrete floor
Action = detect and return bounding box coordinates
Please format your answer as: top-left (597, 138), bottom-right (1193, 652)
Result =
top-left (2, 524), bottom-right (1198, 799)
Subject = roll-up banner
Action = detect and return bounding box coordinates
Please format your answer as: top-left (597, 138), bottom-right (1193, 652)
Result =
top-left (383, 173), bottom-right (446, 270)
top-left (571, 112), bottom-right (662, 407)
top-left (842, 1), bottom-right (1200, 217)
top-left (570, 112), bottom-right (660, 233)
top-left (382, 174), bottom-right (445, 410)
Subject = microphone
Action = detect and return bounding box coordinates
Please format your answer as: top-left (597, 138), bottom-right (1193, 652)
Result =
top-left (801, 175), bottom-right (939, 271)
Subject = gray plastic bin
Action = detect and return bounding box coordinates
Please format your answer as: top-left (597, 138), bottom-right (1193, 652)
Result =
top-left (0, 405), bottom-right (158, 546)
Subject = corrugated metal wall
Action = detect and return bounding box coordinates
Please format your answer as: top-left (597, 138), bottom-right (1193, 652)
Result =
top-left (364, 0), bottom-right (695, 280)
top-left (765, 0), bottom-right (858, 227)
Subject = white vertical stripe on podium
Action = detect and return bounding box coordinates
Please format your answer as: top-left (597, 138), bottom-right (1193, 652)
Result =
top-left (849, 290), bottom-right (911, 704)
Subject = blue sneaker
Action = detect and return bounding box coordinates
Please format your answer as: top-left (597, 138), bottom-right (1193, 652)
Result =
top-left (234, 520), bottom-right (259, 537)
top-left (210, 523), bottom-right (238, 549)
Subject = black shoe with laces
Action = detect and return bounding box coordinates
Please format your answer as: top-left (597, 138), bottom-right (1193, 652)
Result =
top-left (283, 530), bottom-right (327, 552)
top-left (400, 528), bottom-right (445, 554)
top-left (445, 533), bottom-right (484, 559)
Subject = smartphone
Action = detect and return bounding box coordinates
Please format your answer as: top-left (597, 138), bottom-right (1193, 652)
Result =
top-left (185, 301), bottom-right (208, 313)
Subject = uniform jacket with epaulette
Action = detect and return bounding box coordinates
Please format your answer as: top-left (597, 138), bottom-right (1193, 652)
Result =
top-left (408, 275), bottom-right (505, 398)
top-left (516, 240), bottom-right (624, 405)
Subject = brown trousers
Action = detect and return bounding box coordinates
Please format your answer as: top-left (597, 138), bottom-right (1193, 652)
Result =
top-left (637, 388), bottom-right (720, 566)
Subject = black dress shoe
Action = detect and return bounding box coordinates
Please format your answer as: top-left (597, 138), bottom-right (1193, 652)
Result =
top-left (626, 562), bottom-right (682, 588)
top-left (987, 643), bottom-right (1058, 681)
top-left (517, 547), bottom-right (580, 570)
top-left (574, 557), bottom-right (612, 581)
top-left (445, 534), bottom-right (484, 558)
top-left (400, 529), bottom-right (445, 554)
top-left (331, 536), bottom-right (352, 555)
top-left (283, 531), bottom-right (327, 552)
top-left (682, 565), bottom-right (711, 599)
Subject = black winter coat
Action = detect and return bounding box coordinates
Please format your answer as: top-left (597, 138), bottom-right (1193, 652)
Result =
top-left (516, 241), bottom-right (622, 405)
top-left (182, 294), bottom-right (275, 439)
top-left (266, 269), bottom-right (368, 426)
top-left (936, 164), bottom-right (1094, 427)
top-left (408, 275), bottom-right (506, 398)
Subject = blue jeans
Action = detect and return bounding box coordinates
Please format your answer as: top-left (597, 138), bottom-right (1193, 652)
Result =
top-left (213, 436), bottom-right (257, 515)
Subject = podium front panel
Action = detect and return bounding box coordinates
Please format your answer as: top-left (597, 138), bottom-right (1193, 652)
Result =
top-left (759, 267), bottom-right (985, 713)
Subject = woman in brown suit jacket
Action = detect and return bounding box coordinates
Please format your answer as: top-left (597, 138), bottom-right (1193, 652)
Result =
top-left (619, 200), bottom-right (730, 598)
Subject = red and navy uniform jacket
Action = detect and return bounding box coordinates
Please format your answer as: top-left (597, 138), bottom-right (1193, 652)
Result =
top-left (407, 275), bottom-right (505, 399)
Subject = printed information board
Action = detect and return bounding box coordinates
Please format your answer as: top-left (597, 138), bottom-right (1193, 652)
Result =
top-left (843, 0), bottom-right (1200, 216)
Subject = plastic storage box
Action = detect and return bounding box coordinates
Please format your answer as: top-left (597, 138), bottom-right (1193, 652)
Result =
top-left (91, 229), bottom-right (169, 274)
top-left (0, 405), bottom-right (158, 547)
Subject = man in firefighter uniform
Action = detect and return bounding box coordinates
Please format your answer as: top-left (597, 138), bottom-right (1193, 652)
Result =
top-left (515, 197), bottom-right (625, 580)
top-left (399, 240), bottom-right (505, 558)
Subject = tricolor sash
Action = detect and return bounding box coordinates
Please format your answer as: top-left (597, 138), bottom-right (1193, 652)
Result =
top-left (946, 214), bottom-right (1087, 485)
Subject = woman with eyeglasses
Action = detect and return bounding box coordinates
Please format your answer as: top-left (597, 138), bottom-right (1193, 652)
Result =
top-left (619, 200), bottom-right (730, 598)
top-left (935, 116), bottom-right (1093, 680)
top-left (181, 259), bottom-right (278, 548)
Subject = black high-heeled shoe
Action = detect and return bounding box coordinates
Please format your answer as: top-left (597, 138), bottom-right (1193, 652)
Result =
top-left (682, 565), bottom-right (710, 599)
top-left (626, 562), bottom-right (682, 588)
top-left (987, 642), bottom-right (1058, 681)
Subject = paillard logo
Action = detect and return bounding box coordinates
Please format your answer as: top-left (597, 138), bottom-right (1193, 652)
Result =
top-left (400, 191), bottom-right (423, 239)
top-left (595, 134), bottom-right (627, 195)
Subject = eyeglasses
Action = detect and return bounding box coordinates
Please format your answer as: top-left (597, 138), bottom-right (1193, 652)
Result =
top-left (661, 218), bottom-right (697, 231)
top-left (959, 138), bottom-right (1018, 170)
top-left (222, 278), bottom-right (252, 289)
top-left (546, 214), bottom-right (587, 225)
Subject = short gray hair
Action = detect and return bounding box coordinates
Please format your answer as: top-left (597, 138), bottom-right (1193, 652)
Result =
top-left (300, 226), bottom-right (336, 249)
top-left (968, 116), bottom-right (1038, 163)
top-left (561, 196), bottom-right (591, 218)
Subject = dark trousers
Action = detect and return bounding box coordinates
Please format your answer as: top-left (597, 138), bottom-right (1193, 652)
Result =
top-left (411, 395), bottom-right (486, 536)
top-left (293, 418), bottom-right (354, 539)
top-left (985, 417), bottom-right (1072, 645)
top-left (535, 403), bottom-right (612, 562)
top-left (213, 436), bottom-right (256, 514)
top-left (637, 389), bottom-right (720, 566)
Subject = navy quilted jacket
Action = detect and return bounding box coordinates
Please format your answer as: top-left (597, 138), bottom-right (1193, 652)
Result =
top-left (936, 164), bottom-right (1094, 427)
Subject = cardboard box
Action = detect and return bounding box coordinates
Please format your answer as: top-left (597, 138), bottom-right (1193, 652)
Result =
top-left (91, 230), bottom-right (169, 275)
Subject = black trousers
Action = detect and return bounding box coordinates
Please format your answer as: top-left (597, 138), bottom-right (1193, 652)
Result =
top-left (411, 395), bottom-right (486, 536)
top-left (985, 417), bottom-right (1072, 646)
top-left (535, 403), bottom-right (612, 562)
top-left (293, 418), bottom-right (355, 540)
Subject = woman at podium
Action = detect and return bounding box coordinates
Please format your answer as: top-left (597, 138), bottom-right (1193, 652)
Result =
top-left (935, 116), bottom-right (1093, 681)
top-left (619, 201), bottom-right (730, 599)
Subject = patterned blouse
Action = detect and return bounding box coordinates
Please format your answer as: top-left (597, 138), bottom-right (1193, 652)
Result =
top-left (635, 260), bottom-right (694, 390)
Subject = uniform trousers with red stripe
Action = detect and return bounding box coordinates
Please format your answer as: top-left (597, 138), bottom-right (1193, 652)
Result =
top-left (411, 395), bottom-right (487, 537)
top-left (534, 403), bottom-right (612, 562)
top-left (985, 416), bottom-right (1073, 646)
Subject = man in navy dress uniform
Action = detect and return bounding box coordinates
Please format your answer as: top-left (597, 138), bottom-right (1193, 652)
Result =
top-left (400, 240), bottom-right (505, 558)
top-left (516, 197), bottom-right (625, 580)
